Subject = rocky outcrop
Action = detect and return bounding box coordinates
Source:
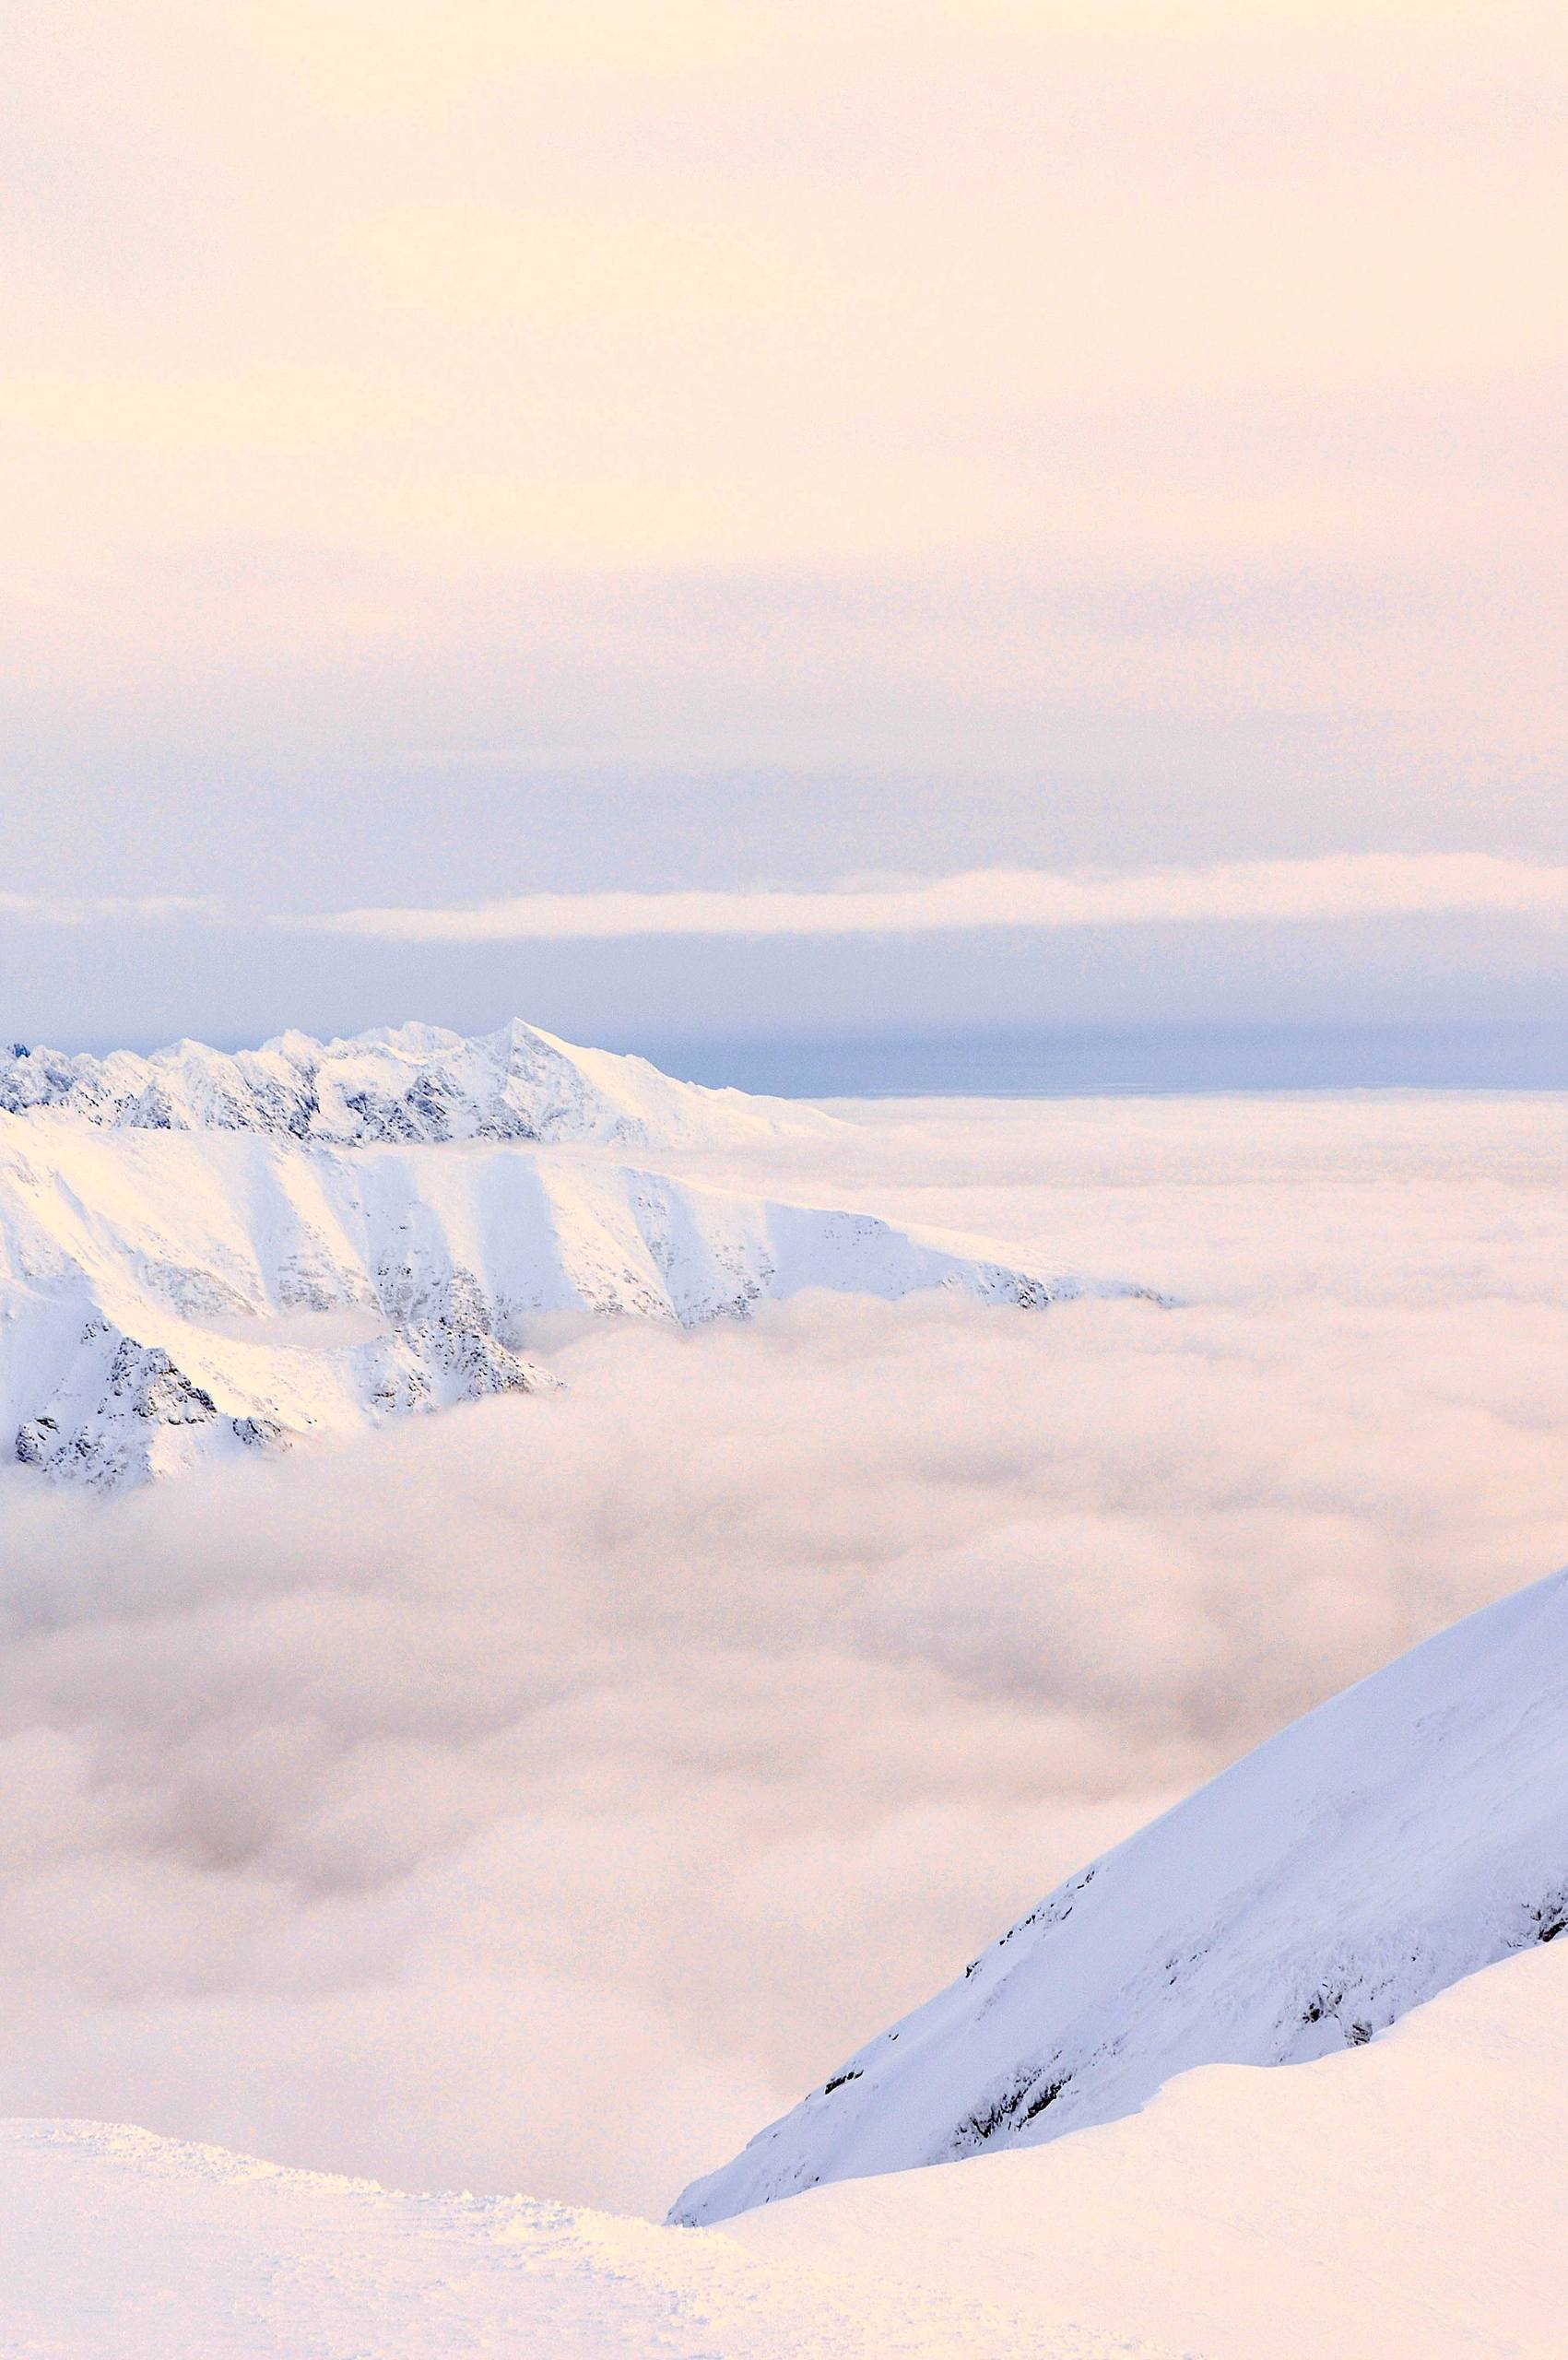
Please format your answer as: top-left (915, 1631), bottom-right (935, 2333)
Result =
top-left (15, 1323), bottom-right (225, 1487)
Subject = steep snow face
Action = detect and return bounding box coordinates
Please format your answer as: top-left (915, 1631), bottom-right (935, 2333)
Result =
top-left (0, 1020), bottom-right (827, 1150)
top-left (0, 1115), bottom-right (1126, 1487)
top-left (674, 1561), bottom-right (1568, 2224)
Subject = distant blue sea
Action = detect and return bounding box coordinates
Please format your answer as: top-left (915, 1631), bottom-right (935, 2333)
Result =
top-left (641, 1021), bottom-right (1568, 1100)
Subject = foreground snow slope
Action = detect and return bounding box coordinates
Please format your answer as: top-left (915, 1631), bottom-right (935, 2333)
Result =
top-left (6, 1944), bottom-right (1565, 2357)
top-left (0, 1018), bottom-right (825, 1150)
top-left (0, 2120), bottom-right (1170, 2360)
top-left (677, 1560), bottom-right (1568, 2222)
top-left (735, 1940), bottom-right (1568, 2360)
top-left (0, 1114), bottom-right (1127, 1485)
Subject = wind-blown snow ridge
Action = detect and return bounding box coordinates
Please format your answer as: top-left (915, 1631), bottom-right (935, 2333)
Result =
top-left (0, 1018), bottom-right (826, 1149)
top-left (674, 1561), bottom-right (1568, 2224)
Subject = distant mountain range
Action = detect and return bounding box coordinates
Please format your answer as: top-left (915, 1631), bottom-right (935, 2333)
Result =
top-left (0, 1021), bottom-right (1146, 1487)
top-left (0, 1018), bottom-right (824, 1149)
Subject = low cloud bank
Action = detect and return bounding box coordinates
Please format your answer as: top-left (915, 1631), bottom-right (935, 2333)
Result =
top-left (6, 852), bottom-right (1568, 944)
top-left (2, 1097), bottom-right (1567, 2215)
top-left (292, 853), bottom-right (1568, 939)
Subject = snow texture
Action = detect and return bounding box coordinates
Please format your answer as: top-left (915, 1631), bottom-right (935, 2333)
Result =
top-left (0, 2118), bottom-right (1171, 2360)
top-left (6, 1939), bottom-right (1567, 2357)
top-left (0, 1025), bottom-right (1143, 1487)
top-left (677, 1559), bottom-right (1568, 2223)
top-left (733, 1937), bottom-right (1568, 2360)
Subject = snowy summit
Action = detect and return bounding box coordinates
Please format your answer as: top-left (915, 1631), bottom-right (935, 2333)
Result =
top-left (0, 1018), bottom-right (822, 1150)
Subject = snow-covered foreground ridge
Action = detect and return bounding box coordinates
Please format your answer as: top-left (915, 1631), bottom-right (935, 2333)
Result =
top-left (676, 1560), bottom-right (1568, 2224)
top-left (0, 1017), bottom-right (819, 1149)
top-left (0, 2120), bottom-right (1170, 2360)
top-left (0, 1022), bottom-right (1147, 1485)
top-left (7, 1941), bottom-right (1568, 2357)
top-left (730, 1939), bottom-right (1568, 2360)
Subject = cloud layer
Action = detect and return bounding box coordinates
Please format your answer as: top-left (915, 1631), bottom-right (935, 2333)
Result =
top-left (6, 854), bottom-right (1568, 949)
top-left (1, 1093), bottom-right (1566, 2216)
top-left (300, 855), bottom-right (1568, 942)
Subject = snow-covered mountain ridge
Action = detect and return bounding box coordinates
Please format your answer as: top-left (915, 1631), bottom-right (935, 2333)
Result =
top-left (0, 1034), bottom-right (1147, 1485)
top-left (0, 1019), bottom-right (824, 1150)
top-left (675, 1559), bottom-right (1568, 2224)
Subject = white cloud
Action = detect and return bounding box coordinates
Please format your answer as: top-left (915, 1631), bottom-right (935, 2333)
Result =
top-left (11, 854), bottom-right (1568, 944)
top-left (293, 854), bottom-right (1568, 941)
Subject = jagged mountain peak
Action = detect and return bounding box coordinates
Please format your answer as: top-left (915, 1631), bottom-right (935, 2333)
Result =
top-left (0, 1020), bottom-right (825, 1150)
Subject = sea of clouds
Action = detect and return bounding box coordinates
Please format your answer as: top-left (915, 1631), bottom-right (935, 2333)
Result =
top-left (2, 1092), bottom-right (1567, 2217)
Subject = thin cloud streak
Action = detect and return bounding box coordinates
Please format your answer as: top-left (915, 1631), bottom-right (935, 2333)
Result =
top-left (0, 894), bottom-right (224, 928)
top-left (6, 856), bottom-right (1566, 947)
top-left (293, 855), bottom-right (1568, 943)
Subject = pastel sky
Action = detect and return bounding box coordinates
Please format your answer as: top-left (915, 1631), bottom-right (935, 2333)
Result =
top-left (3, 2), bottom-right (1564, 1044)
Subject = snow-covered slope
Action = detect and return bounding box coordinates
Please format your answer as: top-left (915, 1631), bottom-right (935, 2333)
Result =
top-left (6, 1942), bottom-right (1567, 2357)
top-left (734, 1939), bottom-right (1568, 2360)
top-left (0, 1019), bottom-right (825, 1150)
top-left (0, 1115), bottom-right (1127, 1487)
top-left (0, 2119), bottom-right (1167, 2360)
top-left (675, 1560), bottom-right (1568, 2224)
